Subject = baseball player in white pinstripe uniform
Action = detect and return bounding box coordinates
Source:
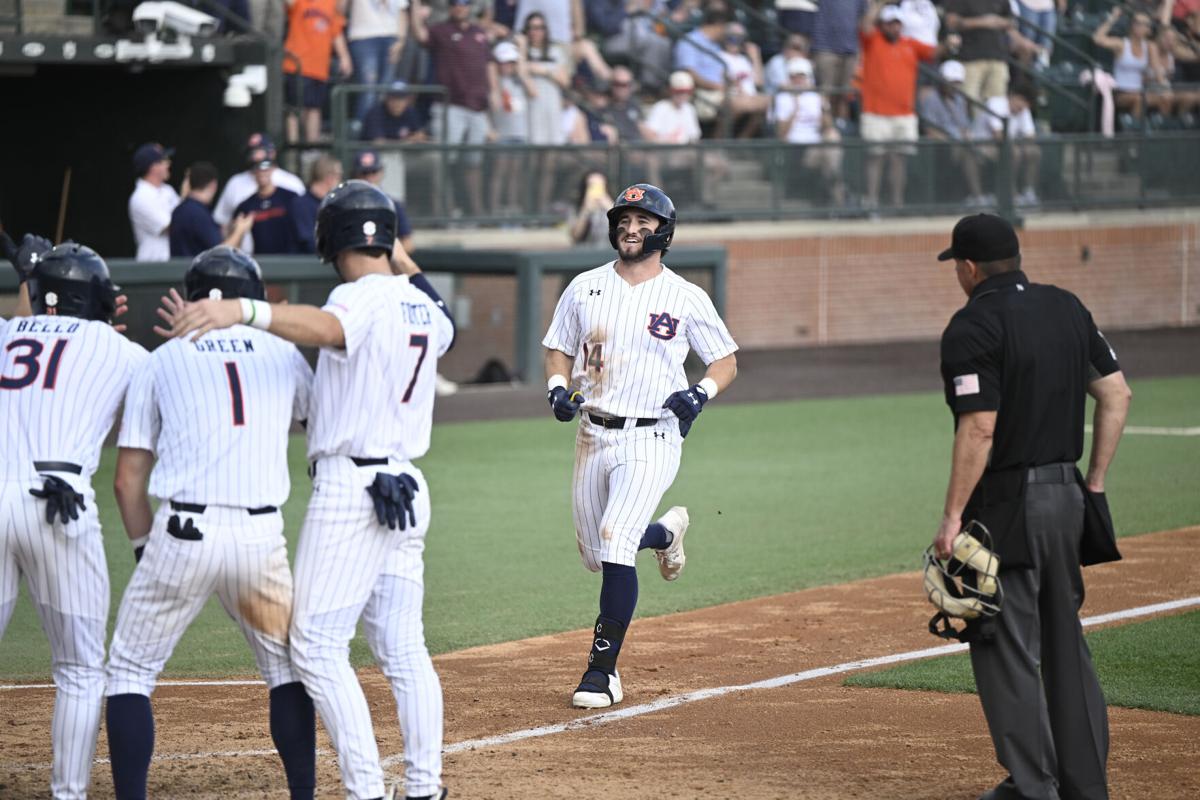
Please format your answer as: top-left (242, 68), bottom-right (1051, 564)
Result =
top-left (159, 181), bottom-right (454, 800)
top-left (0, 241), bottom-right (146, 799)
top-left (542, 184), bottom-right (739, 708)
top-left (104, 247), bottom-right (317, 800)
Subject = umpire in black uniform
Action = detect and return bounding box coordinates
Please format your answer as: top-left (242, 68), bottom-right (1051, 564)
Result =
top-left (933, 214), bottom-right (1132, 800)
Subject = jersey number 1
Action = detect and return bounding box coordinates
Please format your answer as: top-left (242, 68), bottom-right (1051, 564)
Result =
top-left (0, 338), bottom-right (69, 390)
top-left (224, 362), bottom-right (246, 426)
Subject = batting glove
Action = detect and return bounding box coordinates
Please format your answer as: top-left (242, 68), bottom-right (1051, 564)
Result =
top-left (663, 384), bottom-right (709, 438)
top-left (367, 472), bottom-right (420, 531)
top-left (6, 233), bottom-right (54, 281)
top-left (29, 475), bottom-right (86, 525)
top-left (548, 386), bottom-right (583, 422)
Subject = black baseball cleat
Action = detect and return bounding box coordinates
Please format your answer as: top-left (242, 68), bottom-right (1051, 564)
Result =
top-left (572, 669), bottom-right (623, 709)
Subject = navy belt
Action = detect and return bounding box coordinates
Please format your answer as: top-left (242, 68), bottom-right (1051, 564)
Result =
top-left (170, 500), bottom-right (278, 516)
top-left (309, 456), bottom-right (389, 478)
top-left (587, 413), bottom-right (658, 429)
top-left (34, 461), bottom-right (82, 474)
top-left (1026, 463), bottom-right (1075, 485)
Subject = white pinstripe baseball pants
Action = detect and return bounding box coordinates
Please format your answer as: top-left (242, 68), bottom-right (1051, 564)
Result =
top-left (572, 417), bottom-right (683, 571)
top-left (290, 456), bottom-right (442, 800)
top-left (0, 476), bottom-right (107, 800)
top-left (106, 504), bottom-right (297, 697)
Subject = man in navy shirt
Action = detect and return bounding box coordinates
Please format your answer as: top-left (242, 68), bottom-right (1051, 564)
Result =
top-left (354, 150), bottom-right (415, 253)
top-left (360, 81), bottom-right (429, 143)
top-left (234, 150), bottom-right (304, 255)
top-left (169, 162), bottom-right (254, 258)
top-left (292, 154), bottom-right (344, 255)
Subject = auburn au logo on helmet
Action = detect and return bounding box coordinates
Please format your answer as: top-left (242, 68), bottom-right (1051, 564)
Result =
top-left (623, 187), bottom-right (645, 202)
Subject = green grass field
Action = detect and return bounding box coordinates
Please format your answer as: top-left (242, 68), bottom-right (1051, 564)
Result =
top-left (845, 611), bottom-right (1200, 716)
top-left (1, 376), bottom-right (1197, 681)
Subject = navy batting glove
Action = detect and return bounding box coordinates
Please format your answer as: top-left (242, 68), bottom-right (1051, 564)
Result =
top-left (367, 472), bottom-right (420, 531)
top-left (29, 475), bottom-right (86, 525)
top-left (10, 233), bottom-right (53, 281)
top-left (547, 386), bottom-right (583, 422)
top-left (663, 384), bottom-right (709, 438)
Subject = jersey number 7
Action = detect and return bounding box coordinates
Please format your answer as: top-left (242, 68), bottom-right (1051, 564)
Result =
top-left (0, 338), bottom-right (69, 390)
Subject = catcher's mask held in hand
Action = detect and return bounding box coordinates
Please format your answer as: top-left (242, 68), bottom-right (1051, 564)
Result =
top-left (924, 521), bottom-right (1002, 641)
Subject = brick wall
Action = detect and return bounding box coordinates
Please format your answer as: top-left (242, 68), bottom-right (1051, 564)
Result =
top-left (429, 214), bottom-right (1200, 380)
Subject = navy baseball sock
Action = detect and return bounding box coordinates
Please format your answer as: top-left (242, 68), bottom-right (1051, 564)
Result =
top-left (599, 561), bottom-right (638, 629)
top-left (269, 681), bottom-right (316, 800)
top-left (638, 522), bottom-right (672, 551)
top-left (106, 693), bottom-right (154, 800)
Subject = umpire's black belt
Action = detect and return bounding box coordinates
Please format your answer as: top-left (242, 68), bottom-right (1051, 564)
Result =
top-left (1026, 462), bottom-right (1075, 485)
top-left (587, 413), bottom-right (658, 429)
top-left (308, 456), bottom-right (389, 478)
top-left (34, 461), bottom-right (82, 474)
top-left (170, 500), bottom-right (278, 516)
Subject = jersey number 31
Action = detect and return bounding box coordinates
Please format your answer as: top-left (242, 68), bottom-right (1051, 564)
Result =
top-left (0, 338), bottom-right (69, 390)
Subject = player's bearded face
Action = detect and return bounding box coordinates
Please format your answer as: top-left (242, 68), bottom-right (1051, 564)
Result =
top-left (616, 212), bottom-right (660, 262)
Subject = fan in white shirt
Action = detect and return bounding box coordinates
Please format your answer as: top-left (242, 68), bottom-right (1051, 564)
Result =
top-left (127, 142), bottom-right (181, 262)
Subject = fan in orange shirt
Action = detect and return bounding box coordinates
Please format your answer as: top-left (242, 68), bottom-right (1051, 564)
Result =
top-left (283, 0), bottom-right (353, 143)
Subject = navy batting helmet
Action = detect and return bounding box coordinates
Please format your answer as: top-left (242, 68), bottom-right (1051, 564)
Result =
top-left (26, 243), bottom-right (118, 322)
top-left (607, 183), bottom-right (676, 254)
top-left (185, 246), bottom-right (266, 301)
top-left (314, 179), bottom-right (397, 264)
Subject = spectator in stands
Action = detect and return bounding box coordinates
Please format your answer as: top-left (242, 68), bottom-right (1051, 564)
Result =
top-left (773, 57), bottom-right (845, 207)
top-left (673, 5), bottom-right (731, 124)
top-left (765, 33), bottom-right (812, 96)
top-left (214, 133), bottom-right (306, 254)
top-left (919, 60), bottom-right (989, 207)
top-left (594, 0), bottom-right (673, 92)
top-left (1169, 11), bottom-right (1200, 116)
top-left (361, 80), bottom-right (430, 141)
top-left (514, 0), bottom-right (578, 45)
top-left (972, 83), bottom-right (1042, 206)
top-left (210, 0), bottom-right (251, 34)
top-left (897, 0), bottom-right (941, 47)
top-left (522, 12), bottom-right (570, 145)
top-left (647, 69), bottom-right (702, 144)
top-left (347, 0), bottom-right (409, 121)
top-left (353, 150), bottom-right (416, 250)
top-left (169, 162), bottom-right (255, 258)
top-left (422, 0), bottom-right (489, 26)
top-left (776, 0), bottom-right (816, 39)
top-left (128, 142), bottom-right (180, 262)
top-left (282, 0), bottom-right (353, 144)
top-left (606, 66), bottom-right (650, 141)
top-left (944, 0), bottom-right (1014, 103)
top-left (718, 21), bottom-right (770, 137)
top-left (234, 150), bottom-right (305, 254)
top-left (810, 0), bottom-right (869, 120)
top-left (291, 154), bottom-right (344, 253)
top-left (489, 40), bottom-right (531, 214)
top-left (1014, 0), bottom-right (1064, 68)
top-left (859, 3), bottom-right (954, 212)
top-left (1172, 0), bottom-right (1200, 29)
top-left (568, 169), bottom-right (614, 247)
top-left (413, 0), bottom-right (493, 216)
top-left (1094, 8), bottom-right (1175, 121)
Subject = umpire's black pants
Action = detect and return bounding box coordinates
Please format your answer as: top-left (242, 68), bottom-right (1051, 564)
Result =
top-left (970, 476), bottom-right (1110, 800)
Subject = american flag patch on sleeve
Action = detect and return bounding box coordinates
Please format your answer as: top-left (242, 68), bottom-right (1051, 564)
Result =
top-left (954, 374), bottom-right (981, 396)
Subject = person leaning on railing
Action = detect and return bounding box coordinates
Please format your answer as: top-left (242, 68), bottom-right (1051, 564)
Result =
top-left (970, 83), bottom-right (1044, 208)
top-left (772, 57), bottom-right (846, 207)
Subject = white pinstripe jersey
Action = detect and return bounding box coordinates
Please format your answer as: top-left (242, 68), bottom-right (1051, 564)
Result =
top-left (0, 316), bottom-right (147, 478)
top-left (542, 262), bottom-right (738, 418)
top-left (118, 327), bottom-right (313, 507)
top-left (307, 273), bottom-right (454, 462)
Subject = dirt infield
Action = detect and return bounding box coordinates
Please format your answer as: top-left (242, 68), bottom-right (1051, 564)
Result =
top-left (2, 526), bottom-right (1198, 799)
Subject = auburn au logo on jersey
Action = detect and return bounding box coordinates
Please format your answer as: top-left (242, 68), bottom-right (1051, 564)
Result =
top-left (647, 311), bottom-right (679, 340)
top-left (623, 187), bottom-right (645, 202)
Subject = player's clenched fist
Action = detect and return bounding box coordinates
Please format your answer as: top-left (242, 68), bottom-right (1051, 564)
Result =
top-left (548, 386), bottom-right (583, 422)
top-left (663, 384), bottom-right (709, 438)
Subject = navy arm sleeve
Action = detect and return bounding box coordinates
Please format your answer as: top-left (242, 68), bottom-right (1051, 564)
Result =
top-left (409, 273), bottom-right (456, 351)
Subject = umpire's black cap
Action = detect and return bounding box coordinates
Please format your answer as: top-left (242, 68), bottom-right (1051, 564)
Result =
top-left (186, 246), bottom-right (266, 301)
top-left (938, 213), bottom-right (1021, 262)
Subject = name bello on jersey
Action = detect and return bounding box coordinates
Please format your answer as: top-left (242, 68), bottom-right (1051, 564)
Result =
top-left (12, 319), bottom-right (82, 334)
top-left (193, 337), bottom-right (257, 354)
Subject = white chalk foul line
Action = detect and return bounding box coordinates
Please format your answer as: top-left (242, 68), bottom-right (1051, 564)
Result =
top-left (385, 595), bottom-right (1200, 765)
top-left (1086, 424), bottom-right (1200, 436)
top-left (0, 678), bottom-right (264, 692)
top-left (2, 596), bottom-right (1198, 774)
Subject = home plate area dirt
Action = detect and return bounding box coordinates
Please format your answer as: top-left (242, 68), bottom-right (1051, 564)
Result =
top-left (2, 527), bottom-right (1198, 799)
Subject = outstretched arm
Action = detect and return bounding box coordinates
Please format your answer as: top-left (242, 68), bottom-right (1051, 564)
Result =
top-left (156, 288), bottom-right (346, 349)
